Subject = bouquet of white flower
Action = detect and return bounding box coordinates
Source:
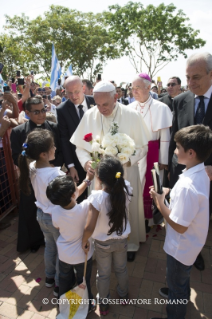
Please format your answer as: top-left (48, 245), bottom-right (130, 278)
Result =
top-left (102, 122), bottom-right (136, 164)
top-left (83, 122), bottom-right (136, 167)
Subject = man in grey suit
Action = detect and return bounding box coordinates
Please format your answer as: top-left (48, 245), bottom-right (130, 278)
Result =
top-left (152, 51), bottom-right (212, 317)
top-left (169, 52), bottom-right (212, 271)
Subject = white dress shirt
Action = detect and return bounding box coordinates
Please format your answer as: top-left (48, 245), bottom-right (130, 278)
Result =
top-left (164, 163), bottom-right (210, 265)
top-left (68, 97), bottom-right (88, 168)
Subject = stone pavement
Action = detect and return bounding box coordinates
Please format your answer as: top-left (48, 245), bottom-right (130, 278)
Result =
top-left (0, 213), bottom-right (211, 319)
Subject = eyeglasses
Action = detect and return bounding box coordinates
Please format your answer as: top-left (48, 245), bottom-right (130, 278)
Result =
top-left (167, 83), bottom-right (177, 87)
top-left (29, 108), bottom-right (47, 115)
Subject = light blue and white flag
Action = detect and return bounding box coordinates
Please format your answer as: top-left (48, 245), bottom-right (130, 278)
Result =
top-left (61, 64), bottom-right (72, 85)
top-left (50, 44), bottom-right (62, 91)
top-left (65, 64), bottom-right (72, 77)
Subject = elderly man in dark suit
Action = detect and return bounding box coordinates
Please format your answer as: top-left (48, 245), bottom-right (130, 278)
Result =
top-left (168, 52), bottom-right (212, 272)
top-left (56, 76), bottom-right (95, 202)
top-left (159, 76), bottom-right (181, 111)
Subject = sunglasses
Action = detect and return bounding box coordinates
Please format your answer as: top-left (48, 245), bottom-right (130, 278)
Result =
top-left (29, 108), bottom-right (47, 115)
top-left (167, 83), bottom-right (177, 87)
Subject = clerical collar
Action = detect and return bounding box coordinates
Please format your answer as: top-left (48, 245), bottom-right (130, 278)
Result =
top-left (29, 120), bottom-right (46, 128)
top-left (138, 95), bottom-right (152, 107)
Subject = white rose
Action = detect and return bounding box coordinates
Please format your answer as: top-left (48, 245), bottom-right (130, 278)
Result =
top-left (105, 146), bottom-right (118, 156)
top-left (102, 133), bottom-right (117, 148)
top-left (92, 141), bottom-right (100, 152)
top-left (117, 153), bottom-right (129, 164)
top-left (121, 147), bottom-right (134, 155)
top-left (95, 135), bottom-right (100, 142)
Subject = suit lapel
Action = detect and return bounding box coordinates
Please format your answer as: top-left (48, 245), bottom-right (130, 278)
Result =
top-left (85, 95), bottom-right (94, 109)
top-left (203, 94), bottom-right (212, 126)
top-left (66, 100), bottom-right (80, 127)
top-left (185, 91), bottom-right (195, 125)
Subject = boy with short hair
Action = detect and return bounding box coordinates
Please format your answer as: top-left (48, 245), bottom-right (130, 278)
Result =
top-left (46, 175), bottom-right (96, 313)
top-left (150, 125), bottom-right (212, 319)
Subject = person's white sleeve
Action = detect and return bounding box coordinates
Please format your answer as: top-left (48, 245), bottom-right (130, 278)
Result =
top-left (169, 187), bottom-right (199, 227)
top-left (158, 127), bottom-right (170, 165)
top-left (76, 147), bottom-right (92, 169)
top-left (130, 144), bottom-right (148, 166)
top-left (88, 191), bottom-right (102, 212)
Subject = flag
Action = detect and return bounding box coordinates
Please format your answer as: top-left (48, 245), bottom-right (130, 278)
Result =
top-left (65, 64), bottom-right (72, 77)
top-left (50, 44), bottom-right (62, 91)
top-left (62, 64), bottom-right (73, 85)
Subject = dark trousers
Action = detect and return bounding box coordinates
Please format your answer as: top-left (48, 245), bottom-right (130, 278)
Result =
top-left (166, 254), bottom-right (192, 319)
top-left (0, 148), bottom-right (11, 213)
top-left (59, 256), bottom-right (93, 302)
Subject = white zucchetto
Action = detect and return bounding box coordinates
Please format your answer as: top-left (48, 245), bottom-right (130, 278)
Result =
top-left (93, 81), bottom-right (115, 93)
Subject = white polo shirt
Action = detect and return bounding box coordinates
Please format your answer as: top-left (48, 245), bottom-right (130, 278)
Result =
top-left (164, 163), bottom-right (210, 266)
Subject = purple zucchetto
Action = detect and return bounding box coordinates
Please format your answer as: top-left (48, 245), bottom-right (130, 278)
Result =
top-left (138, 73), bottom-right (151, 82)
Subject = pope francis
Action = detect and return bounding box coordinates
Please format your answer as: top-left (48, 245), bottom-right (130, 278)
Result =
top-left (71, 81), bottom-right (150, 261)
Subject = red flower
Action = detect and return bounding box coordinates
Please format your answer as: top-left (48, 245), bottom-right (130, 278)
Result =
top-left (83, 133), bottom-right (93, 142)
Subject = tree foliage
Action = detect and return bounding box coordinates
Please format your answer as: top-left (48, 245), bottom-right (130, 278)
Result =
top-left (1, 5), bottom-right (120, 79)
top-left (103, 2), bottom-right (206, 77)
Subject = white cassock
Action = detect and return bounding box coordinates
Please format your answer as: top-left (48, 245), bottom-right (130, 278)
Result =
top-left (130, 97), bottom-right (172, 220)
top-left (71, 102), bottom-right (150, 251)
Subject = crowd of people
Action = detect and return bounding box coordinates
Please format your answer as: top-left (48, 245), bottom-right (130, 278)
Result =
top-left (0, 51), bottom-right (212, 319)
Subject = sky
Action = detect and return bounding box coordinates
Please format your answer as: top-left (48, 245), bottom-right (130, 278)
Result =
top-left (0, 0), bottom-right (212, 86)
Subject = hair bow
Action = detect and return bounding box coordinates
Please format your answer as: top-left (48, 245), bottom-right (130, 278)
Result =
top-left (22, 143), bottom-right (28, 149)
top-left (115, 172), bottom-right (121, 179)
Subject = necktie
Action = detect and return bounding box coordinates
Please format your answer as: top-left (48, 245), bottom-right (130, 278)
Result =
top-left (195, 96), bottom-right (205, 124)
top-left (78, 105), bottom-right (84, 120)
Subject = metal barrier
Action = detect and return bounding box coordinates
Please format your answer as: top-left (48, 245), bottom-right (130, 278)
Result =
top-left (0, 129), bottom-right (19, 221)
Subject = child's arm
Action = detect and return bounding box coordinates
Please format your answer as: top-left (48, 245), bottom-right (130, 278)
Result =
top-left (82, 203), bottom-right (99, 252)
top-left (77, 170), bottom-right (95, 198)
top-left (150, 187), bottom-right (188, 234)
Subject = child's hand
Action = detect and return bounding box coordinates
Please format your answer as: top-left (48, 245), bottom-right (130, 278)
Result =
top-left (86, 169), bottom-right (95, 181)
top-left (149, 187), bottom-right (165, 209)
top-left (163, 187), bottom-right (170, 196)
top-left (82, 240), bottom-right (90, 254)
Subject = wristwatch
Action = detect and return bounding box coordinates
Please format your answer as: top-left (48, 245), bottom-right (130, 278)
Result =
top-left (83, 179), bottom-right (92, 187)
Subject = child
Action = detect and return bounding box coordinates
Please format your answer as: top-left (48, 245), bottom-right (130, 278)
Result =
top-left (82, 156), bottom-right (132, 316)
top-left (150, 125), bottom-right (212, 319)
top-left (18, 129), bottom-right (93, 297)
top-left (46, 175), bottom-right (96, 313)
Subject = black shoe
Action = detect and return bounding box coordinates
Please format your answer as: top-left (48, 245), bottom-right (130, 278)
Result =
top-left (127, 252), bottom-right (136, 262)
top-left (53, 286), bottom-right (59, 297)
top-left (194, 252), bottom-right (205, 271)
top-left (30, 244), bottom-right (40, 253)
top-left (145, 219), bottom-right (151, 233)
top-left (45, 277), bottom-right (55, 288)
top-left (88, 299), bottom-right (96, 313)
top-left (159, 287), bottom-right (168, 298)
top-left (150, 317), bottom-right (167, 319)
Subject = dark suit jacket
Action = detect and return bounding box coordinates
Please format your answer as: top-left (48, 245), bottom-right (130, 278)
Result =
top-left (56, 95), bottom-right (95, 178)
top-left (158, 94), bottom-right (173, 112)
top-left (168, 90), bottom-right (212, 208)
top-left (118, 98), bottom-right (129, 105)
top-left (10, 120), bottom-right (64, 167)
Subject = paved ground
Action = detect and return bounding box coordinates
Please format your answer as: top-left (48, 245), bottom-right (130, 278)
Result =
top-left (0, 213), bottom-right (211, 319)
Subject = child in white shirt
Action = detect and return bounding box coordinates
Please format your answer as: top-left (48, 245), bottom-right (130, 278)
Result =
top-left (46, 175), bottom-right (96, 313)
top-left (150, 125), bottom-right (212, 319)
top-left (18, 129), bottom-right (93, 297)
top-left (82, 156), bottom-right (132, 316)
